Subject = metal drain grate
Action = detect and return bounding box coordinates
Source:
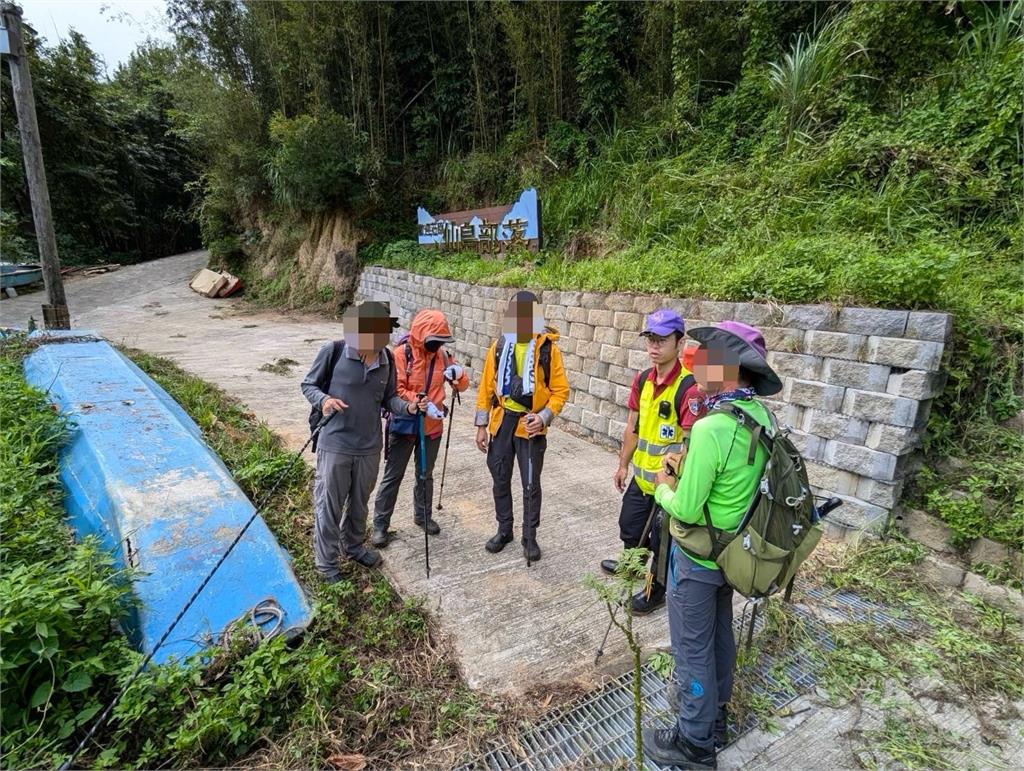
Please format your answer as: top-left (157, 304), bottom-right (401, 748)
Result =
top-left (802, 586), bottom-right (917, 633)
top-left (463, 588), bottom-right (905, 770)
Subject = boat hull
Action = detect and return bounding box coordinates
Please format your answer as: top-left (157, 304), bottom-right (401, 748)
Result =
top-left (23, 332), bottom-right (313, 663)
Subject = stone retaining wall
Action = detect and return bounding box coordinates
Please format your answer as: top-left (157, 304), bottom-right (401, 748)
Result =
top-left (358, 267), bottom-right (952, 531)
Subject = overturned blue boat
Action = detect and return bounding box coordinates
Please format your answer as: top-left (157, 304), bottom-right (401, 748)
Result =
top-left (23, 332), bottom-right (312, 664)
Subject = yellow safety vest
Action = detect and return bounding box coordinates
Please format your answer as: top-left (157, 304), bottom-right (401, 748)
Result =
top-left (632, 367), bottom-right (694, 495)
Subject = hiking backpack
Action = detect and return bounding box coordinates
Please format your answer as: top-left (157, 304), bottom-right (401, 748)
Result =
top-left (308, 341), bottom-right (395, 452)
top-left (674, 404), bottom-right (823, 599)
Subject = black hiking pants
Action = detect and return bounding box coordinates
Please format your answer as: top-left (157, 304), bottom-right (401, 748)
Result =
top-left (486, 410), bottom-right (546, 538)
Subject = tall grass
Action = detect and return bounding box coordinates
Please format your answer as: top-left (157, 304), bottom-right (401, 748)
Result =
top-left (768, 13), bottom-right (869, 151)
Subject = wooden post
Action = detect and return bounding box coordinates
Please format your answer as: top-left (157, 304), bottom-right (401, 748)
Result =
top-left (1, 3), bottom-right (70, 329)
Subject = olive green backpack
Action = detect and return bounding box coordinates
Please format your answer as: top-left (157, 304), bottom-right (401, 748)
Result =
top-left (672, 404), bottom-right (823, 598)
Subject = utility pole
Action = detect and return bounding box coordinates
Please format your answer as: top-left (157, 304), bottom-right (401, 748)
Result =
top-left (1, 3), bottom-right (70, 329)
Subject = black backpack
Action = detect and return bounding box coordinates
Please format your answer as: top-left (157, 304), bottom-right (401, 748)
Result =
top-left (308, 341), bottom-right (395, 452)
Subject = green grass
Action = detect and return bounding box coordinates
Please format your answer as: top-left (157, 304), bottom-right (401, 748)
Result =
top-left (0, 335), bottom-right (499, 769)
top-left (1, 340), bottom-right (138, 770)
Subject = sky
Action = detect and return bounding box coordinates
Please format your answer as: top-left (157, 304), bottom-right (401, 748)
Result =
top-left (17, 0), bottom-right (173, 77)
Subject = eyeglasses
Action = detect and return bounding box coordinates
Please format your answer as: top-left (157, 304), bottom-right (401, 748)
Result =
top-left (643, 334), bottom-right (674, 347)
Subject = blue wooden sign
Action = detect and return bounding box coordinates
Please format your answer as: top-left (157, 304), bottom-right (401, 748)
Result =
top-left (417, 188), bottom-right (541, 253)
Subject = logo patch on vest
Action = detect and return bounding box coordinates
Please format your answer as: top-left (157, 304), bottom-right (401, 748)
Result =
top-left (659, 423), bottom-right (676, 441)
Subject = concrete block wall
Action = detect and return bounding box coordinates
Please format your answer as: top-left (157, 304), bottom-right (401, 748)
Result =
top-left (358, 267), bottom-right (952, 532)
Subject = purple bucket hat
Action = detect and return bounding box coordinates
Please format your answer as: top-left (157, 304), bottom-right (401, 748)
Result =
top-left (687, 320), bottom-right (782, 396)
top-left (641, 308), bottom-right (686, 337)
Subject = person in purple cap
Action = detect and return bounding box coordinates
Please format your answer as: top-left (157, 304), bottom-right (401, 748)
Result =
top-left (642, 321), bottom-right (782, 769)
top-left (601, 308), bottom-right (705, 614)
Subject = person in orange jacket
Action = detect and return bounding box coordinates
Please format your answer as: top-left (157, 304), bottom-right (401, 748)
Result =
top-left (372, 309), bottom-right (470, 547)
top-left (475, 291), bottom-right (570, 562)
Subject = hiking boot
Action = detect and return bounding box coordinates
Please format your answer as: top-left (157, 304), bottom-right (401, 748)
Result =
top-left (321, 572), bottom-right (344, 585)
top-left (714, 706), bottom-right (729, 751)
top-left (631, 586), bottom-right (665, 615)
top-left (351, 549), bottom-right (381, 568)
top-left (371, 527), bottom-right (389, 548)
top-left (665, 686), bottom-right (727, 750)
top-left (600, 559), bottom-right (618, 576)
top-left (415, 517), bottom-right (441, 535)
top-left (641, 726), bottom-right (717, 769)
top-left (523, 537), bottom-right (542, 562)
top-left (485, 531), bottom-right (513, 553)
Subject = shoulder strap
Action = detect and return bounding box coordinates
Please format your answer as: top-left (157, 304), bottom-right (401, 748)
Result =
top-left (320, 340), bottom-right (345, 393)
top-left (635, 367), bottom-right (653, 427)
top-left (423, 354), bottom-right (438, 397)
top-left (539, 339), bottom-right (552, 386)
top-left (675, 373), bottom-right (696, 418)
top-left (404, 341), bottom-right (414, 368)
top-left (718, 403), bottom-right (774, 456)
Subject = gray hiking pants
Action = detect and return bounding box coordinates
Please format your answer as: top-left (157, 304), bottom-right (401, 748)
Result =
top-left (314, 448), bottom-right (380, 577)
top-left (373, 432), bottom-right (442, 529)
top-left (667, 543), bottom-right (736, 750)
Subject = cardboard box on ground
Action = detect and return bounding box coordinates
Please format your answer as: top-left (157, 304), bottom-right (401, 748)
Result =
top-left (189, 268), bottom-right (243, 298)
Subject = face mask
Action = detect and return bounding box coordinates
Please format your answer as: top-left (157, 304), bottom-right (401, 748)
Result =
top-left (425, 340), bottom-right (443, 353)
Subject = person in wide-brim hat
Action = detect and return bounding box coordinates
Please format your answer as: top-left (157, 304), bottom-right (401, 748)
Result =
top-left (641, 319), bottom-right (781, 769)
top-left (686, 320), bottom-right (782, 396)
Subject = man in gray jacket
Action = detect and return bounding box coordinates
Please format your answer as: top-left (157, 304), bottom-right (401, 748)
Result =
top-left (301, 301), bottom-right (424, 581)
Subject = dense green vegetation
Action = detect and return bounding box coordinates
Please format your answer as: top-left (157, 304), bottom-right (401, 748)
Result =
top-left (0, 337), bottom-right (497, 769)
top-left (0, 31), bottom-right (199, 265)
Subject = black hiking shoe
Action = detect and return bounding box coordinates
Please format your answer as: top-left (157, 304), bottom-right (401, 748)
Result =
top-left (665, 686), bottom-right (728, 750)
top-left (351, 549), bottom-right (381, 568)
top-left (714, 706), bottom-right (729, 751)
top-left (630, 585), bottom-right (665, 615)
top-left (321, 572), bottom-right (344, 585)
top-left (485, 531), bottom-right (513, 553)
top-left (414, 517), bottom-right (441, 535)
top-left (371, 527), bottom-right (389, 548)
top-left (641, 726), bottom-right (717, 769)
top-left (523, 537), bottom-right (542, 562)
top-left (600, 559), bottom-right (618, 575)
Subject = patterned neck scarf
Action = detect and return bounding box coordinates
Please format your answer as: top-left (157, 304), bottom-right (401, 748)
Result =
top-left (496, 334), bottom-right (537, 397)
top-left (704, 386), bottom-right (757, 412)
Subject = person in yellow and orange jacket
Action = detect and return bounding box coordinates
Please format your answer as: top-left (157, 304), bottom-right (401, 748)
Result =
top-left (475, 291), bottom-right (570, 562)
top-left (372, 309), bottom-right (470, 547)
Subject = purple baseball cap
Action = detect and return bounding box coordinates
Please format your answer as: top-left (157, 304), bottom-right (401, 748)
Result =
top-left (642, 308), bottom-right (686, 337)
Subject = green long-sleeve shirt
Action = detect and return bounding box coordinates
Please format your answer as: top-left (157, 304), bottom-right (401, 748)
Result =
top-left (654, 399), bottom-right (771, 569)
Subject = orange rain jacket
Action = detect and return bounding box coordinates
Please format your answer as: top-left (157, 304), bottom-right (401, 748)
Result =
top-left (474, 327), bottom-right (570, 439)
top-left (393, 309), bottom-right (470, 437)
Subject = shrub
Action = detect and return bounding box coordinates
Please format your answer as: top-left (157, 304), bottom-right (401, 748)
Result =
top-left (265, 111), bottom-right (368, 212)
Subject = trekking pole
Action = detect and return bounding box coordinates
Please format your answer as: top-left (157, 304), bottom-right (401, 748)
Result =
top-left (417, 393), bottom-right (430, 578)
top-left (525, 432), bottom-right (535, 568)
top-left (56, 409), bottom-right (336, 771)
top-left (594, 496), bottom-right (660, 665)
top-left (435, 381), bottom-right (460, 513)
